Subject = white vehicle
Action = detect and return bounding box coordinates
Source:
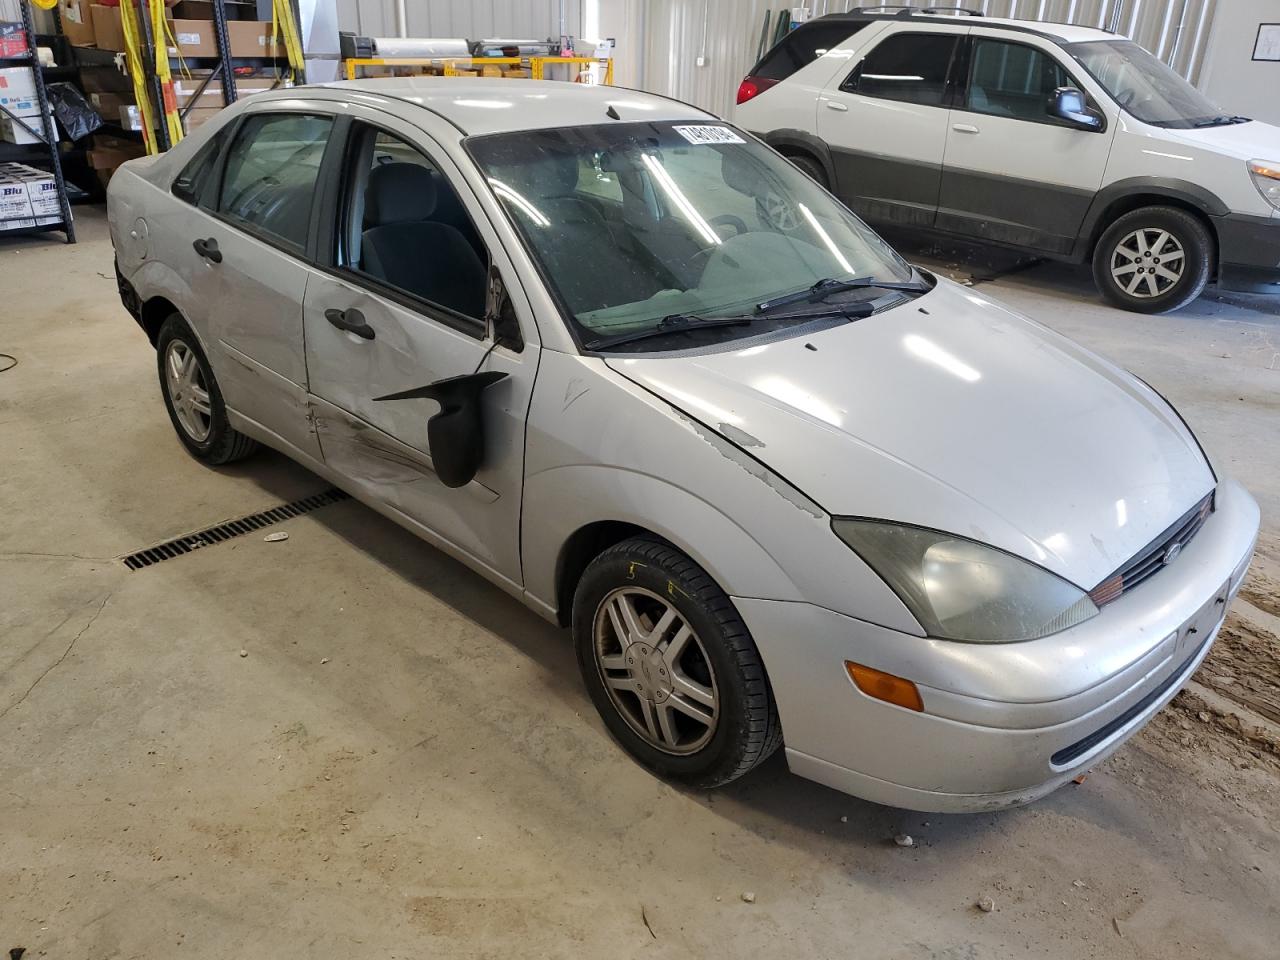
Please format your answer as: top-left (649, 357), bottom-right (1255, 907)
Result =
top-left (108, 80), bottom-right (1258, 812)
top-left (735, 6), bottom-right (1280, 313)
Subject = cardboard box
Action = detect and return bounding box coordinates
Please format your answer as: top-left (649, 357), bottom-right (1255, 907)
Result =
top-left (59, 0), bottom-right (96, 46)
top-left (89, 90), bottom-right (134, 114)
top-left (0, 111), bottom-right (47, 145)
top-left (227, 21), bottom-right (286, 58)
top-left (171, 0), bottom-right (257, 21)
top-left (80, 65), bottom-right (133, 94)
top-left (87, 132), bottom-right (145, 170)
top-left (90, 5), bottom-right (123, 51)
top-left (183, 104), bottom-right (223, 131)
top-left (479, 65), bottom-right (503, 78)
top-left (2, 163), bottom-right (61, 217)
top-left (118, 103), bottom-right (156, 131)
top-left (167, 18), bottom-right (218, 58)
top-left (0, 177), bottom-right (33, 225)
top-left (172, 75), bottom-right (278, 108)
top-left (501, 68), bottom-right (531, 78)
top-left (0, 21), bottom-right (26, 58)
top-left (0, 65), bottom-right (36, 109)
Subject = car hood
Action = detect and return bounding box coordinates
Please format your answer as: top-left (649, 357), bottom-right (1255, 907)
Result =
top-left (606, 281), bottom-right (1215, 589)
top-left (1163, 116), bottom-right (1280, 162)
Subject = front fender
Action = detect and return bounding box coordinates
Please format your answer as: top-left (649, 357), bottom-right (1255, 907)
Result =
top-left (521, 351), bottom-right (922, 635)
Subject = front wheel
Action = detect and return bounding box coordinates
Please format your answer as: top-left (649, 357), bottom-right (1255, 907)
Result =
top-left (572, 537), bottom-right (782, 789)
top-left (1092, 206), bottom-right (1213, 314)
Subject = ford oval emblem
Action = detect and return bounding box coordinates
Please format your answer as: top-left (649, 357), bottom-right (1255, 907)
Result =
top-left (1163, 541), bottom-right (1183, 566)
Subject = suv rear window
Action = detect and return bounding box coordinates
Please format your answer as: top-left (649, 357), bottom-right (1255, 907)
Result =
top-left (752, 22), bottom-right (867, 81)
top-left (842, 32), bottom-right (960, 107)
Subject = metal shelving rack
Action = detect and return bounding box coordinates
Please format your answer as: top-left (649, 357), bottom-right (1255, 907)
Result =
top-left (0, 0), bottom-right (75, 242)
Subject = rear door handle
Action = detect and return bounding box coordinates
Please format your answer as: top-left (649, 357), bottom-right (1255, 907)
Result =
top-left (825, 100), bottom-right (849, 112)
top-left (192, 237), bottom-right (222, 263)
top-left (952, 123), bottom-right (980, 134)
top-left (324, 307), bottom-right (376, 340)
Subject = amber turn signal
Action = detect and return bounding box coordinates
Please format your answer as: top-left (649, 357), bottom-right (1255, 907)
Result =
top-left (845, 662), bottom-right (924, 712)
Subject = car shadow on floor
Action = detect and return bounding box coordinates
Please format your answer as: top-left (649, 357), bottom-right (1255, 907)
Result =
top-left (881, 227), bottom-right (1277, 318)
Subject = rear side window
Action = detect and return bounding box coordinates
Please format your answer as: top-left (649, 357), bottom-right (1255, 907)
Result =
top-left (842, 33), bottom-right (960, 107)
top-left (217, 113), bottom-right (333, 252)
top-left (171, 126), bottom-right (229, 207)
top-left (753, 22), bottom-right (867, 81)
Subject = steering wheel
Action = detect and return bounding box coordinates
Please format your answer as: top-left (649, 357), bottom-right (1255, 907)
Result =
top-left (709, 214), bottom-right (749, 238)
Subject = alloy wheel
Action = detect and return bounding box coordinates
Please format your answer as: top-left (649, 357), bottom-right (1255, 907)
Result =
top-left (164, 338), bottom-right (212, 442)
top-left (1110, 227), bottom-right (1186, 299)
top-left (592, 586), bottom-right (719, 755)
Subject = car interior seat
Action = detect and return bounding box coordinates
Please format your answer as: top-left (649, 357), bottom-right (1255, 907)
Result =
top-left (361, 162), bottom-right (487, 318)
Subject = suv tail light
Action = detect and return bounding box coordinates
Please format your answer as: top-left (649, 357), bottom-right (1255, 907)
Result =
top-left (736, 76), bottom-right (779, 105)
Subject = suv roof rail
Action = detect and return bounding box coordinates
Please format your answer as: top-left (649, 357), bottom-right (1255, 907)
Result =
top-left (850, 4), bottom-right (983, 15)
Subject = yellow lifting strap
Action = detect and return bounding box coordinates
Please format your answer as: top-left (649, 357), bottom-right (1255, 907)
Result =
top-left (270, 0), bottom-right (306, 82)
top-left (117, 0), bottom-right (159, 154)
top-left (149, 0), bottom-right (183, 146)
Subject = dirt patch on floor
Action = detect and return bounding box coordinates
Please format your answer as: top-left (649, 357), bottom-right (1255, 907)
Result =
top-left (1196, 614), bottom-right (1280, 727)
top-left (1239, 570), bottom-right (1280, 620)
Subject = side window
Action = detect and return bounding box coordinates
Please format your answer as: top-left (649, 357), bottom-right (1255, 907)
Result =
top-left (217, 113), bottom-right (333, 251)
top-left (967, 39), bottom-right (1080, 121)
top-left (339, 126), bottom-right (489, 321)
top-left (841, 32), bottom-right (959, 107)
top-left (753, 22), bottom-right (868, 81)
top-left (171, 126), bottom-right (229, 207)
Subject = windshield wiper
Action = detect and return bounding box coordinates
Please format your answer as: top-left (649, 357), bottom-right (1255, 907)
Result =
top-left (756, 275), bottom-right (930, 313)
top-left (586, 303), bottom-right (875, 351)
top-left (1192, 114), bottom-right (1250, 127)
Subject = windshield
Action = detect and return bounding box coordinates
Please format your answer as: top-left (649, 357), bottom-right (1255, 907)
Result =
top-left (467, 121), bottom-right (913, 349)
top-left (1066, 39), bottom-right (1236, 128)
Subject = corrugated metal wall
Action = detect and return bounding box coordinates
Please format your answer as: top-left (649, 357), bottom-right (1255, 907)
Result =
top-left (338, 0), bottom-right (582, 41)
top-left (640, 0), bottom-right (1219, 118)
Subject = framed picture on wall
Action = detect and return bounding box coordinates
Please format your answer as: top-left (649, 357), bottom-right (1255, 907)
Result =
top-left (1254, 24), bottom-right (1280, 62)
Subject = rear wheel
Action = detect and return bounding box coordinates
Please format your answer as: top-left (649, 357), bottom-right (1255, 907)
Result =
top-left (786, 153), bottom-right (828, 189)
top-left (156, 314), bottom-right (258, 465)
top-left (572, 537), bottom-right (782, 788)
top-left (1092, 206), bottom-right (1212, 314)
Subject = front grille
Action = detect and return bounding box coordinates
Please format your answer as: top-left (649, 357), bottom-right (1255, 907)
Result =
top-left (1050, 637), bottom-right (1206, 768)
top-left (1088, 492), bottom-right (1213, 606)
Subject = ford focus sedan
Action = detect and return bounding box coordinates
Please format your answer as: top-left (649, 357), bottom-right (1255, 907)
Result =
top-left (107, 80), bottom-right (1259, 812)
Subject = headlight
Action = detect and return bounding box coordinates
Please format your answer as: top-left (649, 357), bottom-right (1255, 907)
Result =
top-left (832, 519), bottom-right (1098, 643)
top-left (1248, 160), bottom-right (1280, 212)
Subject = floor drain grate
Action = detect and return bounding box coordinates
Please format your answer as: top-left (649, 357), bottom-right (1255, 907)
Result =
top-left (121, 487), bottom-right (351, 570)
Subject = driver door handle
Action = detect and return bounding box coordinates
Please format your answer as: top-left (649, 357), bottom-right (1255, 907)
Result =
top-left (324, 307), bottom-right (376, 340)
top-left (952, 123), bottom-right (980, 134)
top-left (192, 237), bottom-right (222, 263)
top-left (825, 100), bottom-right (849, 112)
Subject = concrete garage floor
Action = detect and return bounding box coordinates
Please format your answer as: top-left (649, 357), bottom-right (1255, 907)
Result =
top-left (3, 207), bottom-right (1279, 959)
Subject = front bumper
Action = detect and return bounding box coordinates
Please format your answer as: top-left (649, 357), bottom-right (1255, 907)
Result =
top-left (1215, 212), bottom-right (1280, 294)
top-left (735, 479), bottom-right (1260, 813)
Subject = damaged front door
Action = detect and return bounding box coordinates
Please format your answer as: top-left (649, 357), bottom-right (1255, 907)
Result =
top-left (303, 115), bottom-right (537, 590)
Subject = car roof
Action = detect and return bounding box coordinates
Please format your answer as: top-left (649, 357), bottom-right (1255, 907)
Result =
top-left (814, 11), bottom-right (1115, 45)
top-left (309, 78), bottom-right (715, 136)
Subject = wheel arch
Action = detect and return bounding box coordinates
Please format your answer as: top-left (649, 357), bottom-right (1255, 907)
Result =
top-left (1078, 179), bottom-right (1225, 264)
top-left (553, 520), bottom-right (655, 627)
top-left (140, 295), bottom-right (181, 346)
top-left (758, 128), bottom-right (837, 187)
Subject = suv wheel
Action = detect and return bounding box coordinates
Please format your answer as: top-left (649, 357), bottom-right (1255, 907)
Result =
top-left (787, 153), bottom-right (828, 189)
top-left (157, 314), bottom-right (258, 465)
top-left (572, 537), bottom-right (782, 788)
top-left (1092, 206), bottom-right (1212, 314)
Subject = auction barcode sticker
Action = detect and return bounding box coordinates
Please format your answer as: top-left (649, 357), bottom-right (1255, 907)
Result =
top-left (673, 125), bottom-right (745, 145)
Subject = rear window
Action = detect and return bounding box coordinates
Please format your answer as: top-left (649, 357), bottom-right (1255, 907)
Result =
top-left (752, 22), bottom-right (867, 81)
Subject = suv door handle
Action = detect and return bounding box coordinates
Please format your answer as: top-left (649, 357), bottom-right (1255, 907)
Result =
top-left (324, 307), bottom-right (376, 340)
top-left (952, 123), bottom-right (980, 134)
top-left (825, 101), bottom-right (849, 112)
top-left (192, 237), bottom-right (222, 263)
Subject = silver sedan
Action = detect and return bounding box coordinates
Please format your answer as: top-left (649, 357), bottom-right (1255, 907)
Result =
top-left (107, 80), bottom-right (1259, 812)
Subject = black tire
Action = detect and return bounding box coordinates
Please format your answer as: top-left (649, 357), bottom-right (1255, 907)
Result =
top-left (572, 537), bottom-right (782, 788)
top-left (786, 152), bottom-right (828, 189)
top-left (1092, 206), bottom-right (1213, 314)
top-left (156, 314), bottom-right (258, 465)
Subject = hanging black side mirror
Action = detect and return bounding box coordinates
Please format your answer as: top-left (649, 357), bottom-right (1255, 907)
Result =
top-left (1048, 87), bottom-right (1104, 131)
top-left (373, 371), bottom-right (508, 488)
